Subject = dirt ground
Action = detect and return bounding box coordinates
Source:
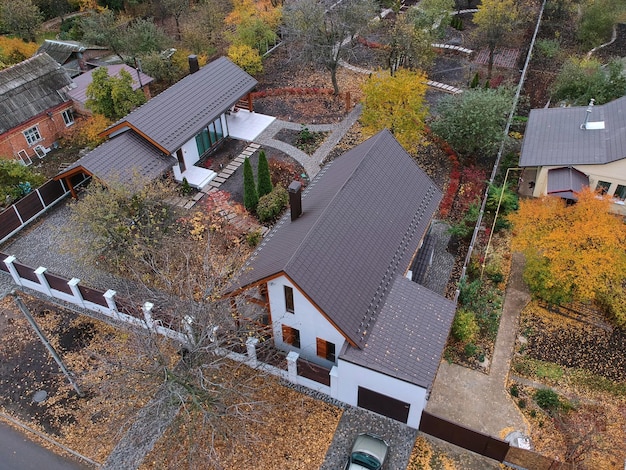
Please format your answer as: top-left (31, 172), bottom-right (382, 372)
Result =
top-left (0, 293), bottom-right (172, 464)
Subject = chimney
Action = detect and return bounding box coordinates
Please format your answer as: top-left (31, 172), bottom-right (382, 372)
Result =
top-left (288, 181), bottom-right (302, 221)
top-left (581, 98), bottom-right (595, 130)
top-left (188, 54), bottom-right (199, 74)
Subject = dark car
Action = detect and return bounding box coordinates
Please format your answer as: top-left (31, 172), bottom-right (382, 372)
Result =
top-left (344, 433), bottom-right (389, 470)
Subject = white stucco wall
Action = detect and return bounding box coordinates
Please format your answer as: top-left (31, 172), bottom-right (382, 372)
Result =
top-left (336, 359), bottom-right (427, 429)
top-left (267, 275), bottom-right (346, 368)
top-left (171, 114), bottom-right (229, 179)
top-left (533, 160), bottom-right (626, 215)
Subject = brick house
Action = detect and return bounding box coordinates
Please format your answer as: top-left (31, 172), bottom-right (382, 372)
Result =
top-left (0, 53), bottom-right (75, 164)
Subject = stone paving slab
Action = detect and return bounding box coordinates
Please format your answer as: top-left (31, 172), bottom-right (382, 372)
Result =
top-left (213, 176), bottom-right (226, 183)
top-left (221, 168), bottom-right (235, 175)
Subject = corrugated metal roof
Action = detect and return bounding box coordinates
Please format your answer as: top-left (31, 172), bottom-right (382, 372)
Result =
top-left (0, 53), bottom-right (73, 133)
top-left (36, 40), bottom-right (84, 65)
top-left (66, 64), bottom-right (154, 106)
top-left (520, 96), bottom-right (626, 167)
top-left (105, 56), bottom-right (257, 153)
top-left (58, 130), bottom-right (176, 185)
top-left (229, 129), bottom-right (444, 348)
top-left (340, 275), bottom-right (455, 387)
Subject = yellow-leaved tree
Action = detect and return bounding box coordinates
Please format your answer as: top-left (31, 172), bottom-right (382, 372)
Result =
top-left (473, 0), bottom-right (521, 78)
top-left (508, 188), bottom-right (626, 325)
top-left (0, 36), bottom-right (38, 68)
top-left (360, 68), bottom-right (429, 153)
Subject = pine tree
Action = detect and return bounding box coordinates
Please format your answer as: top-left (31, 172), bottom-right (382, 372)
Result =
top-left (257, 150), bottom-right (273, 198)
top-left (243, 157), bottom-right (258, 212)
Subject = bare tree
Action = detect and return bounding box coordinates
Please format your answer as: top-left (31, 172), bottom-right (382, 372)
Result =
top-left (282, 0), bottom-right (378, 94)
top-left (63, 179), bottom-right (279, 465)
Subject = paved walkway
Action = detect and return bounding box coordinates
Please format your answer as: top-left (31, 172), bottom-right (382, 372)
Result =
top-left (426, 252), bottom-right (531, 438)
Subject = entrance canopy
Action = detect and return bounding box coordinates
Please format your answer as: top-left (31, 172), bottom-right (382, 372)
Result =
top-left (547, 167), bottom-right (589, 200)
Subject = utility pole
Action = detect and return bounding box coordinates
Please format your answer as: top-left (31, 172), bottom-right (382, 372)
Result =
top-left (10, 291), bottom-right (84, 397)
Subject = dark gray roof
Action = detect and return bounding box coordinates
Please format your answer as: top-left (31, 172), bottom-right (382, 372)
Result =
top-left (546, 167), bottom-right (589, 200)
top-left (520, 96), bottom-right (626, 167)
top-left (66, 64), bottom-right (154, 105)
top-left (58, 130), bottom-right (176, 185)
top-left (0, 53), bottom-right (73, 134)
top-left (36, 40), bottom-right (84, 65)
top-left (105, 56), bottom-right (257, 153)
top-left (229, 129), bottom-right (443, 348)
top-left (340, 275), bottom-right (455, 388)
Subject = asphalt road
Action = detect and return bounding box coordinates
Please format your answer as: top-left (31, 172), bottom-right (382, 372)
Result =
top-left (0, 421), bottom-right (91, 470)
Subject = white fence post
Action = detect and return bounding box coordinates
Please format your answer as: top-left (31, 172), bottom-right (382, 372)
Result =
top-left (3, 256), bottom-right (22, 286)
top-left (34, 267), bottom-right (52, 296)
top-left (103, 290), bottom-right (119, 321)
top-left (67, 278), bottom-right (85, 307)
top-left (287, 351), bottom-right (299, 383)
top-left (330, 365), bottom-right (339, 400)
top-left (142, 302), bottom-right (155, 329)
top-left (246, 337), bottom-right (259, 367)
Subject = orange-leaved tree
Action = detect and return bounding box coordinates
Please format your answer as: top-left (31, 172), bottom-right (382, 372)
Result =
top-left (508, 188), bottom-right (626, 324)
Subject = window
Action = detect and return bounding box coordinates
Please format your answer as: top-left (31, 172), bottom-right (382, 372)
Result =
top-left (194, 118), bottom-right (225, 156)
top-left (62, 109), bottom-right (74, 126)
top-left (23, 126), bottom-right (42, 145)
top-left (284, 285), bottom-right (294, 313)
top-left (282, 325), bottom-right (300, 348)
top-left (614, 184), bottom-right (626, 200)
top-left (316, 338), bottom-right (336, 362)
top-left (596, 180), bottom-right (611, 195)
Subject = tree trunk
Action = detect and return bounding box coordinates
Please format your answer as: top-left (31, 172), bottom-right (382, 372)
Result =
top-left (330, 65), bottom-right (340, 95)
top-left (487, 45), bottom-right (495, 79)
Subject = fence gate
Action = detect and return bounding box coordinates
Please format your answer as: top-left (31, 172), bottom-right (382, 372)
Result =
top-left (357, 387), bottom-right (410, 423)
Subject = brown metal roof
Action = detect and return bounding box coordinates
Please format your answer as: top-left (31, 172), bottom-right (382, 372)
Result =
top-left (66, 64), bottom-right (154, 106)
top-left (520, 96), bottom-right (626, 167)
top-left (340, 275), bottom-right (455, 388)
top-left (0, 53), bottom-right (73, 133)
top-left (56, 130), bottom-right (176, 185)
top-left (102, 56), bottom-right (258, 154)
top-left (229, 129), bottom-right (444, 348)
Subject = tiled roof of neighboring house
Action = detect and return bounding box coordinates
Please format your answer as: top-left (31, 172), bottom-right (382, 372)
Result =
top-left (37, 40), bottom-right (85, 64)
top-left (36, 40), bottom-right (108, 77)
top-left (520, 96), bottom-right (626, 167)
top-left (66, 64), bottom-right (154, 107)
top-left (341, 275), bottom-right (455, 388)
top-left (104, 56), bottom-right (257, 154)
top-left (228, 129), bottom-right (444, 348)
top-left (0, 53), bottom-right (73, 134)
top-left (59, 130), bottom-right (176, 185)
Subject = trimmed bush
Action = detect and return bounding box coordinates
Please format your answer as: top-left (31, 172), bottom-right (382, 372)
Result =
top-left (257, 150), bottom-right (273, 198)
top-left (451, 309), bottom-right (479, 342)
top-left (534, 388), bottom-right (560, 413)
top-left (256, 185), bottom-right (288, 223)
top-left (243, 157), bottom-right (258, 212)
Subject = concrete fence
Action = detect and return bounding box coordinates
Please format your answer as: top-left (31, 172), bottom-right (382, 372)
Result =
top-left (2, 254), bottom-right (190, 346)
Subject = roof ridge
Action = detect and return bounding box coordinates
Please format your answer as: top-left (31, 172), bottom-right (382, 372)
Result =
top-left (284, 132), bottom-right (384, 269)
top-left (356, 184), bottom-right (438, 345)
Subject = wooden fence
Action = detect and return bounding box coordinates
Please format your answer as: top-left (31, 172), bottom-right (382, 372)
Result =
top-left (0, 174), bottom-right (88, 244)
top-left (419, 411), bottom-right (573, 469)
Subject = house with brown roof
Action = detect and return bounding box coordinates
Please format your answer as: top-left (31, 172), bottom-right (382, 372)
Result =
top-left (226, 129), bottom-right (456, 428)
top-left (0, 53), bottom-right (75, 165)
top-left (55, 56), bottom-right (270, 195)
top-left (520, 97), bottom-right (626, 214)
top-left (66, 64), bottom-right (154, 115)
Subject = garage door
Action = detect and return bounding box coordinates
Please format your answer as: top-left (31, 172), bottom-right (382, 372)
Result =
top-left (357, 387), bottom-right (410, 423)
